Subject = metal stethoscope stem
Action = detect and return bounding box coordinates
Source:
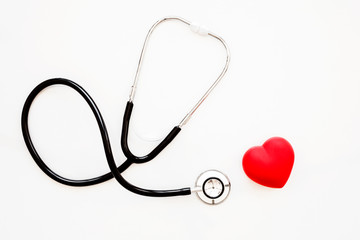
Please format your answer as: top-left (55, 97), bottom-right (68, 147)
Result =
top-left (129, 16), bottom-right (231, 128)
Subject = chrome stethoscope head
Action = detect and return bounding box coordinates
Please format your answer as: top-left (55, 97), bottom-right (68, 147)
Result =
top-left (128, 16), bottom-right (231, 128)
top-left (193, 170), bottom-right (231, 205)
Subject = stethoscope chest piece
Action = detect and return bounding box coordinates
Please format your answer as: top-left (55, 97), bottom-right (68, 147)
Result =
top-left (194, 170), bottom-right (230, 205)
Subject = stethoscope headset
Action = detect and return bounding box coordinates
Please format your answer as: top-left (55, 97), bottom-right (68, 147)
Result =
top-left (21, 17), bottom-right (231, 205)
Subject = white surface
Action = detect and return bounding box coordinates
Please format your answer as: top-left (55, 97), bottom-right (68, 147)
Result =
top-left (1, 0), bottom-right (360, 239)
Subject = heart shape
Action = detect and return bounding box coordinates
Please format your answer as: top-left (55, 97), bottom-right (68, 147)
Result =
top-left (242, 137), bottom-right (294, 188)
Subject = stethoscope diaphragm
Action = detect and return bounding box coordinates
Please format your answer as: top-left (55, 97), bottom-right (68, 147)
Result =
top-left (194, 170), bottom-right (230, 205)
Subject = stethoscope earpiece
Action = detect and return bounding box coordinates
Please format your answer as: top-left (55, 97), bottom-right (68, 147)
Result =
top-left (193, 170), bottom-right (230, 205)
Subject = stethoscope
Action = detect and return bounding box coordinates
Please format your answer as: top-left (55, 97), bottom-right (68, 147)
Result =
top-left (21, 17), bottom-right (231, 205)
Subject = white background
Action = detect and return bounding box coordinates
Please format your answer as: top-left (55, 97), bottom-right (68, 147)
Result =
top-left (1, 0), bottom-right (360, 239)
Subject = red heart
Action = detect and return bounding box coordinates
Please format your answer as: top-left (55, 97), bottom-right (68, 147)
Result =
top-left (242, 137), bottom-right (294, 188)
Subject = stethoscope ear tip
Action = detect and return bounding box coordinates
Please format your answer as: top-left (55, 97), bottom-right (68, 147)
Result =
top-left (193, 170), bottom-right (230, 205)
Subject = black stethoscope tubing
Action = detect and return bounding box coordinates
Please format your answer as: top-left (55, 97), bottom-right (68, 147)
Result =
top-left (21, 78), bottom-right (191, 197)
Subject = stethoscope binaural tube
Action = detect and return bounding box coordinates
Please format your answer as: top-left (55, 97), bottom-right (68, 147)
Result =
top-left (128, 17), bottom-right (230, 128)
top-left (21, 78), bottom-right (191, 197)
